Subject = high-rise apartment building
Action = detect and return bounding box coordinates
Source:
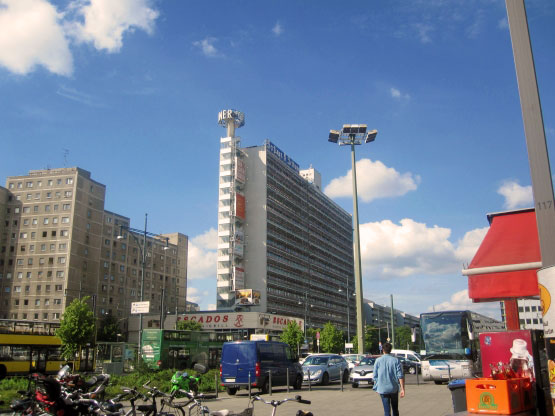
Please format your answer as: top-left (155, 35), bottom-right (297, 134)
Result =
top-left (216, 110), bottom-right (355, 333)
top-left (0, 168), bottom-right (187, 331)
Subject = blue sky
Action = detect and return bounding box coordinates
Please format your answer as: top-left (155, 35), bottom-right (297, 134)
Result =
top-left (1, 0), bottom-right (554, 319)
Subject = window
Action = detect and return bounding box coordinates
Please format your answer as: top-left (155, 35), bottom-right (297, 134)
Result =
top-left (58, 257), bottom-right (66, 264)
top-left (62, 217), bottom-right (69, 224)
top-left (26, 272), bottom-right (31, 278)
top-left (43, 313), bottom-right (48, 320)
top-left (53, 313), bottom-right (60, 319)
top-left (17, 272), bottom-right (23, 279)
top-left (41, 244), bottom-right (46, 251)
top-left (23, 218), bottom-right (29, 225)
top-left (14, 207), bottom-right (20, 214)
top-left (35, 299), bottom-right (40, 306)
top-left (59, 243), bottom-right (66, 250)
top-left (26, 181), bottom-right (33, 188)
top-left (32, 218), bottom-right (38, 225)
top-left (62, 204), bottom-right (70, 211)
top-left (56, 271), bottom-right (64, 278)
top-left (61, 230), bottom-right (68, 237)
top-left (54, 299), bottom-right (62, 305)
top-left (55, 285), bottom-right (62, 291)
top-left (45, 205), bottom-right (50, 212)
top-left (45, 299), bottom-right (50, 305)
top-left (23, 207), bottom-right (30, 214)
top-left (57, 179), bottom-right (62, 185)
top-left (48, 180), bottom-right (53, 186)
top-left (27, 258), bottom-right (32, 265)
top-left (30, 244), bottom-right (35, 252)
top-left (17, 259), bottom-right (23, 265)
top-left (64, 191), bottom-right (72, 197)
top-left (19, 232), bottom-right (27, 239)
top-left (46, 192), bottom-right (51, 198)
top-left (9, 183), bottom-right (14, 189)
top-left (26, 193), bottom-right (32, 200)
top-left (14, 286), bottom-right (21, 293)
top-left (36, 285), bottom-right (41, 292)
top-left (66, 178), bottom-right (73, 184)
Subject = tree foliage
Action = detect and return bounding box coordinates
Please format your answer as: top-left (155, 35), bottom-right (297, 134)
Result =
top-left (280, 321), bottom-right (304, 350)
top-left (56, 297), bottom-right (95, 360)
top-left (393, 326), bottom-right (415, 350)
top-left (352, 325), bottom-right (382, 354)
top-left (320, 322), bottom-right (343, 353)
top-left (176, 320), bottom-right (203, 331)
top-left (97, 314), bottom-right (121, 342)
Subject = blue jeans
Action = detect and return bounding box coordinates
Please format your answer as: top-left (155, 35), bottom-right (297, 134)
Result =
top-left (380, 393), bottom-right (399, 416)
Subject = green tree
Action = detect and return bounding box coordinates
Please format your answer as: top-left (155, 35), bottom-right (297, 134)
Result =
top-left (176, 320), bottom-right (203, 331)
top-left (97, 314), bottom-right (121, 342)
top-left (280, 321), bottom-right (304, 351)
top-left (320, 322), bottom-right (343, 353)
top-left (352, 325), bottom-right (381, 354)
top-left (56, 297), bottom-right (95, 360)
top-left (306, 327), bottom-right (319, 352)
top-left (394, 326), bottom-right (414, 350)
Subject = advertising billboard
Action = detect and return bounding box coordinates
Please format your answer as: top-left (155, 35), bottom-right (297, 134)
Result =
top-left (235, 289), bottom-right (261, 306)
top-left (235, 193), bottom-right (246, 220)
top-left (235, 158), bottom-right (246, 183)
top-left (233, 267), bottom-right (245, 290)
top-left (177, 312), bottom-right (304, 331)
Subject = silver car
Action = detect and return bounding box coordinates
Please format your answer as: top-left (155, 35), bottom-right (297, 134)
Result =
top-left (350, 356), bottom-right (377, 388)
top-left (302, 354), bottom-right (350, 385)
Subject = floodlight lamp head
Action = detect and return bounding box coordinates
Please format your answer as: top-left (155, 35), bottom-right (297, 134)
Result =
top-left (365, 129), bottom-right (378, 143)
top-left (328, 130), bottom-right (340, 143)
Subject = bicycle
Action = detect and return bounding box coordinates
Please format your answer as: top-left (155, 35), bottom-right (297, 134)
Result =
top-left (250, 395), bottom-right (312, 416)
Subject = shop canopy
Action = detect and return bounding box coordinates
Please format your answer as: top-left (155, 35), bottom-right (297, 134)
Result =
top-left (462, 208), bottom-right (541, 302)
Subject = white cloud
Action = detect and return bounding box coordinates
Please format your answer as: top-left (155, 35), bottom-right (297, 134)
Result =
top-left (187, 287), bottom-right (200, 303)
top-left (413, 23), bottom-right (433, 43)
top-left (430, 289), bottom-right (501, 320)
top-left (497, 17), bottom-right (509, 30)
top-left (324, 158), bottom-right (420, 203)
top-left (69, 0), bottom-right (159, 53)
top-left (187, 228), bottom-right (217, 280)
top-left (272, 21), bottom-right (283, 36)
top-left (0, 0), bottom-right (73, 75)
top-left (193, 37), bottom-right (220, 57)
top-left (390, 87), bottom-right (410, 101)
top-left (0, 0), bottom-right (159, 76)
top-left (360, 219), bottom-right (486, 278)
top-left (497, 180), bottom-right (533, 209)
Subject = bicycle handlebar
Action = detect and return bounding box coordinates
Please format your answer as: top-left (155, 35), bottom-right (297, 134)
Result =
top-left (252, 395), bottom-right (311, 406)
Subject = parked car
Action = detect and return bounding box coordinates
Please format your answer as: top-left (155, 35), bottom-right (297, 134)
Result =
top-left (220, 341), bottom-right (303, 395)
top-left (390, 349), bottom-right (422, 364)
top-left (399, 357), bottom-right (421, 375)
top-left (302, 354), bottom-right (349, 385)
top-left (342, 353), bottom-right (365, 370)
top-left (350, 356), bottom-right (377, 388)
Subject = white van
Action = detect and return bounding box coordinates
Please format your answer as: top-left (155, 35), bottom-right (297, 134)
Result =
top-left (390, 349), bottom-right (422, 363)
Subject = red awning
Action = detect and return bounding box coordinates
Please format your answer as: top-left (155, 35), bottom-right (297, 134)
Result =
top-left (464, 208), bottom-right (541, 302)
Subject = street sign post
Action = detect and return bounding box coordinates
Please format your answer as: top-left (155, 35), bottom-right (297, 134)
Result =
top-left (131, 301), bottom-right (150, 314)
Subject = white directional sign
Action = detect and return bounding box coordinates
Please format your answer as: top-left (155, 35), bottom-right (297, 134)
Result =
top-left (131, 301), bottom-right (150, 314)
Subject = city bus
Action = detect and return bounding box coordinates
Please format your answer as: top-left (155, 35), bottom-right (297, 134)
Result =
top-left (0, 319), bottom-right (95, 377)
top-left (140, 329), bottom-right (240, 370)
top-left (420, 310), bottom-right (505, 383)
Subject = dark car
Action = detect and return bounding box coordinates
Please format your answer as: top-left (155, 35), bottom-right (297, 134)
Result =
top-left (220, 341), bottom-right (303, 395)
top-left (399, 357), bottom-right (421, 374)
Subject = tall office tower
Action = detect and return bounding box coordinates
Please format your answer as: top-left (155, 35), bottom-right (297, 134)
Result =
top-left (0, 168), bottom-right (187, 330)
top-left (216, 110), bottom-right (355, 333)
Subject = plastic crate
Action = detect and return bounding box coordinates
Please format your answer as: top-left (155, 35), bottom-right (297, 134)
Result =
top-left (465, 378), bottom-right (533, 415)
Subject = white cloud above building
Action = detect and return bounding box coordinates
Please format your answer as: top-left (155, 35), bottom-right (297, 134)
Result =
top-left (324, 158), bottom-right (421, 203)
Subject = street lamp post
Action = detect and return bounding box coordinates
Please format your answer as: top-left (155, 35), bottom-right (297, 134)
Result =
top-left (338, 286), bottom-right (351, 343)
top-left (117, 214), bottom-right (169, 362)
top-left (329, 125), bottom-right (378, 355)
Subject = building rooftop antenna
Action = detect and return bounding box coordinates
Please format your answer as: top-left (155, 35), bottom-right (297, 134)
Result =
top-left (63, 149), bottom-right (69, 167)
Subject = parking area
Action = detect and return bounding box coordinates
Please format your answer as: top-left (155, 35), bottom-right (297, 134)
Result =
top-left (87, 375), bottom-right (454, 416)
top-left (207, 375), bottom-right (455, 416)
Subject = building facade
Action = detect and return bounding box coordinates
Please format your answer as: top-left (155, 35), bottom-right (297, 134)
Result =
top-left (0, 168), bottom-right (187, 331)
top-left (363, 299), bottom-right (420, 330)
top-left (216, 110), bottom-right (355, 334)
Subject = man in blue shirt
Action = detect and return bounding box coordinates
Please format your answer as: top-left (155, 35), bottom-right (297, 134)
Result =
top-left (373, 342), bottom-right (405, 416)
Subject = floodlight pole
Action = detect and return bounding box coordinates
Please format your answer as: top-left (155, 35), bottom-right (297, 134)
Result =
top-left (329, 125), bottom-right (376, 355)
top-left (350, 139), bottom-right (365, 355)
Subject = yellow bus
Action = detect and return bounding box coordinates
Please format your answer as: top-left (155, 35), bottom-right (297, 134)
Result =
top-left (0, 320), bottom-right (94, 377)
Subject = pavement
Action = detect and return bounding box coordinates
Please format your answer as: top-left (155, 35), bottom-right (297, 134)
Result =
top-left (194, 375), bottom-right (456, 416)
